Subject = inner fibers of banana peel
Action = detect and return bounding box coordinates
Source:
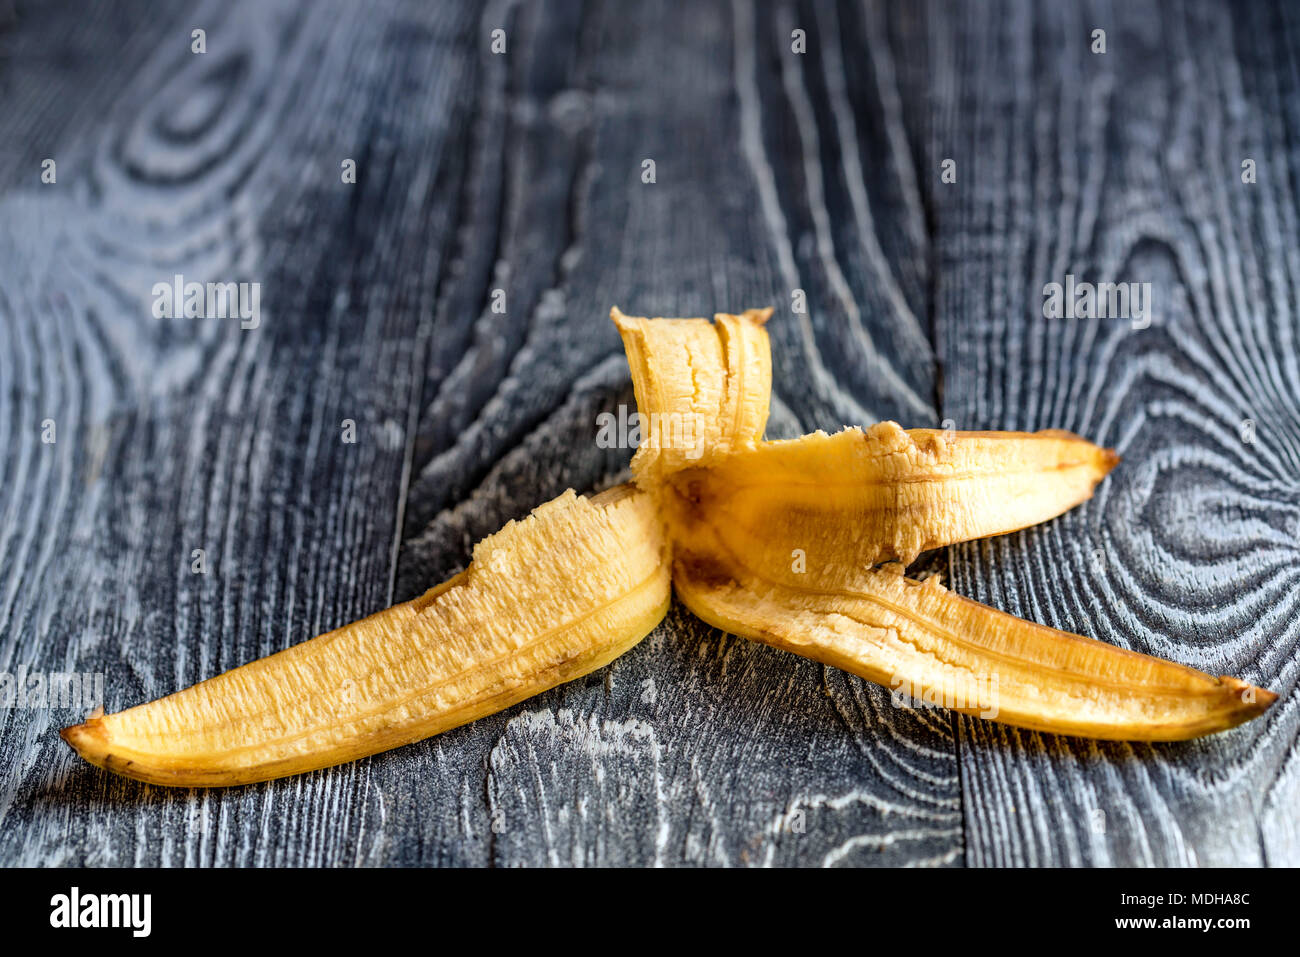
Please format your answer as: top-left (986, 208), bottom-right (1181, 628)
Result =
top-left (60, 305), bottom-right (1277, 789)
top-left (62, 485), bottom-right (670, 786)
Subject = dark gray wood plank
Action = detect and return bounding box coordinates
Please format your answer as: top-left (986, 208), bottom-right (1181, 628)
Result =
top-left (927, 0), bottom-right (1300, 865)
top-left (1, 0), bottom-right (959, 868)
top-left (389, 0), bottom-right (962, 866)
top-left (2, 0), bottom-right (1293, 869)
top-left (0, 0), bottom-right (481, 866)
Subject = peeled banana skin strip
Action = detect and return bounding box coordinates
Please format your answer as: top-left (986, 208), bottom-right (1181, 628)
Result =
top-left (671, 505), bottom-right (1275, 741)
top-left (664, 423), bottom-right (1120, 566)
top-left (61, 485), bottom-right (670, 786)
top-left (610, 305), bottom-right (772, 476)
top-left (613, 307), bottom-right (1277, 740)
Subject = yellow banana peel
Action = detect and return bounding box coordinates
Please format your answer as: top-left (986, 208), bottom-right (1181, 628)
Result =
top-left (609, 305), bottom-right (773, 478)
top-left (613, 307), bottom-right (1275, 742)
top-left (61, 305), bottom-right (1276, 788)
top-left (62, 485), bottom-right (669, 786)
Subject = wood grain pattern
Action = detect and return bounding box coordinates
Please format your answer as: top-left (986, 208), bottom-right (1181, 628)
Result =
top-left (928, 0), bottom-right (1299, 865)
top-left (0, 0), bottom-right (1293, 866)
top-left (0, 0), bottom-right (482, 866)
top-left (395, 0), bottom-right (959, 867)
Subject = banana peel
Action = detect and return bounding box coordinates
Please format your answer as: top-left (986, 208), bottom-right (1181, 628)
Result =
top-left (609, 305), bottom-right (773, 478)
top-left (613, 307), bottom-right (1275, 742)
top-left (61, 485), bottom-right (669, 786)
top-left (663, 424), bottom-right (1121, 566)
top-left (61, 305), bottom-right (1276, 788)
top-left (672, 507), bottom-right (1271, 741)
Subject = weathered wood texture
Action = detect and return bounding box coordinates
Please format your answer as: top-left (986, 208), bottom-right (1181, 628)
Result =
top-left (932, 0), bottom-right (1300, 866)
top-left (0, 0), bottom-right (1294, 866)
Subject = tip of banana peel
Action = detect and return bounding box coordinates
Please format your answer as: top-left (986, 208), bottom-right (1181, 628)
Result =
top-left (610, 305), bottom-right (774, 329)
top-left (1099, 446), bottom-right (1122, 473)
top-left (1236, 681), bottom-right (1279, 713)
top-left (1214, 677), bottom-right (1278, 725)
top-left (60, 709), bottom-right (107, 753)
top-left (717, 306), bottom-right (774, 326)
top-left (59, 723), bottom-right (85, 752)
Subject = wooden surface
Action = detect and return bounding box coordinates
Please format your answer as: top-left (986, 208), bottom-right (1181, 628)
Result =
top-left (0, 0), bottom-right (1294, 866)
